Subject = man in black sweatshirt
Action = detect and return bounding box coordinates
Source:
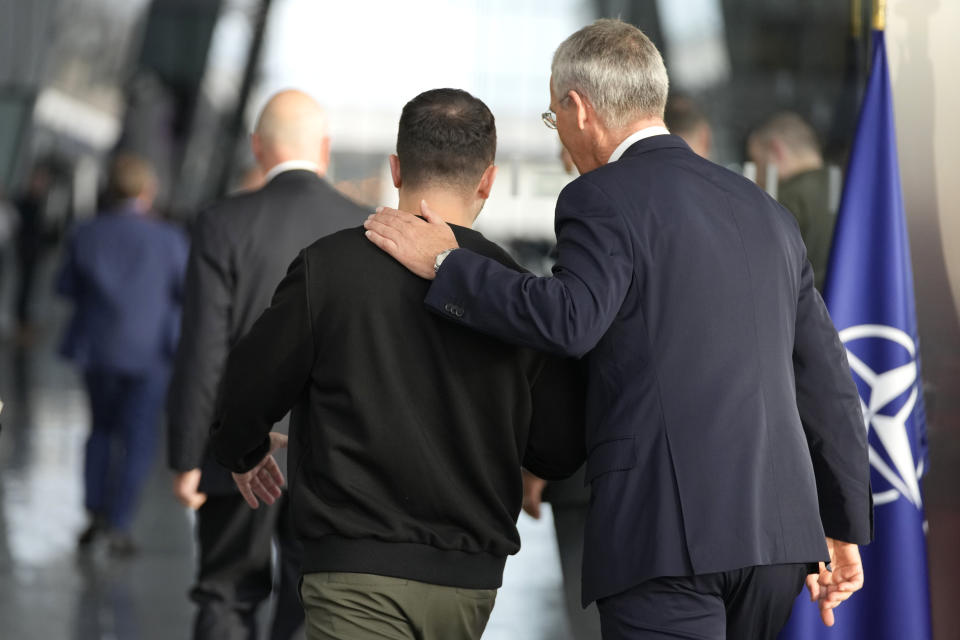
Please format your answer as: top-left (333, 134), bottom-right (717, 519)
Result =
top-left (210, 88), bottom-right (585, 640)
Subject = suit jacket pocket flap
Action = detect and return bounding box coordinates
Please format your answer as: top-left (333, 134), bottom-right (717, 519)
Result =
top-left (585, 437), bottom-right (637, 484)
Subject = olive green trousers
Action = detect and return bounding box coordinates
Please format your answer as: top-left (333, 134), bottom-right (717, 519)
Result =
top-left (300, 572), bottom-right (497, 640)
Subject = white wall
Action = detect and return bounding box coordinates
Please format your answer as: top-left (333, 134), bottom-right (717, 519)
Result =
top-left (887, 0), bottom-right (960, 328)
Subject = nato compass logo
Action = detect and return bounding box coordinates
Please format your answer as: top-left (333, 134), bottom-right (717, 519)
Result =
top-left (839, 324), bottom-right (924, 508)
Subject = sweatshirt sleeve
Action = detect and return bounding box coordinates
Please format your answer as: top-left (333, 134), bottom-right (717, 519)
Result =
top-left (210, 252), bottom-right (316, 473)
top-left (522, 356), bottom-right (587, 481)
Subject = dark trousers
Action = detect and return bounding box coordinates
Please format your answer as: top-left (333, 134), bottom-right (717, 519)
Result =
top-left (83, 368), bottom-right (167, 531)
top-left (552, 503), bottom-right (602, 639)
top-left (15, 246), bottom-right (38, 325)
top-left (596, 564), bottom-right (808, 640)
top-left (191, 492), bottom-right (304, 640)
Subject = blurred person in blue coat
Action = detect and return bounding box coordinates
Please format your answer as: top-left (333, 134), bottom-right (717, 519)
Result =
top-left (57, 153), bottom-right (188, 556)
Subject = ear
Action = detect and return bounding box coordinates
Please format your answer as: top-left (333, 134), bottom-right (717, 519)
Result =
top-left (318, 136), bottom-right (331, 176)
top-left (568, 90), bottom-right (589, 130)
top-left (389, 154), bottom-right (402, 189)
top-left (476, 164), bottom-right (498, 201)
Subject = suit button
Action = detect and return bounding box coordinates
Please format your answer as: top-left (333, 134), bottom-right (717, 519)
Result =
top-left (445, 303), bottom-right (464, 317)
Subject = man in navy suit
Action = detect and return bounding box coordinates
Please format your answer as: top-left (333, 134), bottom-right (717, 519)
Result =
top-left (365, 19), bottom-right (872, 640)
top-left (58, 153), bottom-right (188, 555)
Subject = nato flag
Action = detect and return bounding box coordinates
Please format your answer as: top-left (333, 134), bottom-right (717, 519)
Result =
top-left (779, 28), bottom-right (932, 640)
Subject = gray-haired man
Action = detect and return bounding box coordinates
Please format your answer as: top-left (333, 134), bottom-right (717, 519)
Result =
top-left (365, 19), bottom-right (872, 640)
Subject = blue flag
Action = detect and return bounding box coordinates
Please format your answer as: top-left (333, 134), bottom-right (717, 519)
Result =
top-left (779, 28), bottom-right (932, 640)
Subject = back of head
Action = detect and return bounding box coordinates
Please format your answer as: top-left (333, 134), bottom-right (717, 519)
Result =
top-left (108, 153), bottom-right (156, 202)
top-left (551, 19), bottom-right (669, 129)
top-left (749, 112), bottom-right (821, 157)
top-left (253, 90), bottom-right (329, 168)
top-left (396, 88), bottom-right (496, 192)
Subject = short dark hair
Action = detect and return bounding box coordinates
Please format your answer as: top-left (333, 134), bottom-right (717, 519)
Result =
top-left (396, 89), bottom-right (496, 191)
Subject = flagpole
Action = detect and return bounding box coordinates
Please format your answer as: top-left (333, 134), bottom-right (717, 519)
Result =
top-left (852, 0), bottom-right (862, 37)
top-left (873, 0), bottom-right (886, 30)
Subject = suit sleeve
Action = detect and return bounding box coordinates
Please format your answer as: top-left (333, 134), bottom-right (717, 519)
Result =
top-left (210, 252), bottom-right (315, 473)
top-left (794, 256), bottom-right (874, 544)
top-left (166, 213), bottom-right (233, 472)
top-left (425, 178), bottom-right (634, 358)
top-left (522, 356), bottom-right (587, 480)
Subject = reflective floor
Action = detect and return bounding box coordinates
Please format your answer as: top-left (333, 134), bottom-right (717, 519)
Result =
top-left (0, 279), bottom-right (572, 640)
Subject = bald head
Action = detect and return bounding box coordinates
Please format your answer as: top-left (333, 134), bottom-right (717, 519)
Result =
top-left (252, 90), bottom-right (330, 175)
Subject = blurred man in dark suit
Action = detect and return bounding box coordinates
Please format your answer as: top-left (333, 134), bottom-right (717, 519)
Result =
top-left (366, 19), bottom-right (872, 640)
top-left (58, 153), bottom-right (188, 556)
top-left (167, 89), bottom-right (367, 640)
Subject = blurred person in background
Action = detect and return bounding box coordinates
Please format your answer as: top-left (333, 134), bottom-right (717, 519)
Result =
top-left (209, 88), bottom-right (585, 640)
top-left (748, 112), bottom-right (835, 291)
top-left (0, 188), bottom-right (16, 335)
top-left (523, 468), bottom-right (599, 639)
top-left (664, 95), bottom-right (712, 159)
top-left (12, 164), bottom-right (53, 343)
top-left (57, 153), bottom-right (188, 556)
top-left (523, 144), bottom-right (601, 640)
top-left (166, 89), bottom-right (367, 640)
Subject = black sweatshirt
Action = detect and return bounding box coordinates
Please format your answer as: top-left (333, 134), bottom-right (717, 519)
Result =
top-left (211, 225), bottom-right (585, 589)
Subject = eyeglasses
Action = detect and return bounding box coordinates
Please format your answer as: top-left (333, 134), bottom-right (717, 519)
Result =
top-left (542, 110), bottom-right (558, 130)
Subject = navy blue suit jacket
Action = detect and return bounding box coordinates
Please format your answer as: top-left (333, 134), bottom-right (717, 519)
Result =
top-left (426, 135), bottom-right (873, 605)
top-left (58, 204), bottom-right (188, 374)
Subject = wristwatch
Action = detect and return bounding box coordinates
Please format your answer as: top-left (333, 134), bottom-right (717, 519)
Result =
top-left (434, 248), bottom-right (456, 273)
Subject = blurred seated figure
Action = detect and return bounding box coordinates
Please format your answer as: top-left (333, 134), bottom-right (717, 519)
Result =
top-left (664, 95), bottom-right (712, 159)
top-left (57, 153), bottom-right (188, 556)
top-left (748, 112), bottom-right (835, 291)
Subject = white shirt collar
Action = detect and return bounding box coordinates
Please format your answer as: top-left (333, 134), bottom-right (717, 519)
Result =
top-left (263, 160), bottom-right (321, 184)
top-left (607, 126), bottom-right (671, 164)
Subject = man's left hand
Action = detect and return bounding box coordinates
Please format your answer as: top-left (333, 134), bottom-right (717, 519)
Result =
top-left (363, 200), bottom-right (458, 280)
top-left (805, 537), bottom-right (865, 626)
top-left (232, 432), bottom-right (288, 509)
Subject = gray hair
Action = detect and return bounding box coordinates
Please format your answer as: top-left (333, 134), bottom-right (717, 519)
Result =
top-left (551, 19), bottom-right (669, 129)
